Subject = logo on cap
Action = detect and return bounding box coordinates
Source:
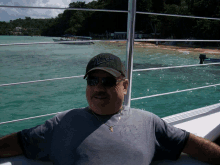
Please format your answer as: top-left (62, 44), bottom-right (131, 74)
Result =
top-left (93, 55), bottom-right (115, 66)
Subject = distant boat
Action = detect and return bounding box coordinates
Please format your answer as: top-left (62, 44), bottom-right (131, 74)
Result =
top-left (199, 54), bottom-right (220, 64)
top-left (53, 35), bottom-right (94, 45)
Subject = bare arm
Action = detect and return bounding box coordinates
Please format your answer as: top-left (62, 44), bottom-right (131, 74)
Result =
top-left (0, 133), bottom-right (23, 158)
top-left (183, 133), bottom-right (220, 164)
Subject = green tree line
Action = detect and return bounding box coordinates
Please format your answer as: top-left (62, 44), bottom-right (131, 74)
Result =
top-left (41, 0), bottom-right (220, 41)
top-left (1, 0), bottom-right (220, 45)
top-left (0, 17), bottom-right (54, 35)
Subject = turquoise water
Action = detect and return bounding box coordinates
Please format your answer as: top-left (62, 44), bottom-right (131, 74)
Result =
top-left (0, 36), bottom-right (219, 136)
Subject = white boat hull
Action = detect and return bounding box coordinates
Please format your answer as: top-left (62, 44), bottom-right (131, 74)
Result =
top-left (53, 39), bottom-right (94, 45)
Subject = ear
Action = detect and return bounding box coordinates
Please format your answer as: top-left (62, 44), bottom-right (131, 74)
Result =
top-left (123, 79), bottom-right (129, 95)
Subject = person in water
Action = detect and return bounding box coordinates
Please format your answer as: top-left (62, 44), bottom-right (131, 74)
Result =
top-left (0, 53), bottom-right (220, 164)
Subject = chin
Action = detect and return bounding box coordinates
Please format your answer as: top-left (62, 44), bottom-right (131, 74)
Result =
top-left (88, 99), bottom-right (123, 114)
top-left (91, 99), bottom-right (110, 107)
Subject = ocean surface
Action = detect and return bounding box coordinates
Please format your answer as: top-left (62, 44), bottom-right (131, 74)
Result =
top-left (0, 36), bottom-right (219, 136)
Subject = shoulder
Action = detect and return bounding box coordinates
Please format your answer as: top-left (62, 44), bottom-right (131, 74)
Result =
top-left (31, 107), bottom-right (90, 129)
top-left (126, 106), bottom-right (162, 127)
top-left (128, 107), bottom-right (153, 115)
top-left (54, 107), bottom-right (89, 122)
top-left (127, 106), bottom-right (183, 131)
top-left (128, 106), bottom-right (159, 120)
top-left (19, 107), bottom-right (90, 138)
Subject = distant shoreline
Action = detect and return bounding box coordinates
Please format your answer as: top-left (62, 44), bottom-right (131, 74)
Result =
top-left (1, 35), bottom-right (220, 57)
top-left (108, 41), bottom-right (220, 57)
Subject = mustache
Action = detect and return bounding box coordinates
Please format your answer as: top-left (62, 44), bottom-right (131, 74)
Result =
top-left (92, 92), bottom-right (109, 98)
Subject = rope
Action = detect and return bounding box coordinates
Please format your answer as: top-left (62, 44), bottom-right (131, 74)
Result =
top-left (1, 63), bottom-right (220, 87)
top-left (1, 39), bottom-right (220, 46)
top-left (0, 39), bottom-right (127, 46)
top-left (131, 83), bottom-right (220, 101)
top-left (0, 5), bottom-right (128, 13)
top-left (134, 39), bottom-right (220, 42)
top-left (136, 11), bottom-right (220, 21)
top-left (0, 110), bottom-right (72, 125)
top-left (133, 63), bottom-right (220, 72)
top-left (1, 5), bottom-right (220, 21)
top-left (0, 75), bottom-right (84, 87)
top-left (1, 82), bottom-right (220, 125)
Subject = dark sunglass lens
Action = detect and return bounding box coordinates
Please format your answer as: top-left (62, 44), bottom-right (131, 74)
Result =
top-left (87, 77), bottom-right (98, 86)
top-left (102, 77), bottom-right (116, 87)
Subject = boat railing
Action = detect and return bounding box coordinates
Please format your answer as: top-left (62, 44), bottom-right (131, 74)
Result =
top-left (2, 4), bottom-right (220, 20)
top-left (1, 39), bottom-right (220, 46)
top-left (0, 39), bottom-right (127, 46)
top-left (1, 62), bottom-right (220, 88)
top-left (1, 81), bottom-right (220, 125)
top-left (0, 1), bottom-right (220, 126)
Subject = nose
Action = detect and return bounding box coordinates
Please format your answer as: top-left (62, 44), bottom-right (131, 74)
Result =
top-left (94, 78), bottom-right (106, 92)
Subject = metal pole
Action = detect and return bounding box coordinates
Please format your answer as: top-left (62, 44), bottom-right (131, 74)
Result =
top-left (124, 0), bottom-right (136, 107)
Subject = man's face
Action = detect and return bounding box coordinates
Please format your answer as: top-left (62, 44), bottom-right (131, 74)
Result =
top-left (86, 70), bottom-right (128, 115)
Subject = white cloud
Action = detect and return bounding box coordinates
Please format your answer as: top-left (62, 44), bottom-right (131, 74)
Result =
top-left (0, 0), bottom-right (94, 21)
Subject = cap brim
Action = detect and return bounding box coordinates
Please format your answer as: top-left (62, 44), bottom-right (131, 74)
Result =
top-left (84, 67), bottom-right (121, 79)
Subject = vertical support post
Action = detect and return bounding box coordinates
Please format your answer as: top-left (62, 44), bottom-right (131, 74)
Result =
top-left (124, 0), bottom-right (136, 107)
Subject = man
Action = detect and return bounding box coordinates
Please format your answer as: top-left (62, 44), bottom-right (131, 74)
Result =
top-left (0, 53), bottom-right (220, 164)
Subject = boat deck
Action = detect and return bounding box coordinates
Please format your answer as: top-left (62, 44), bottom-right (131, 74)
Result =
top-left (164, 103), bottom-right (220, 141)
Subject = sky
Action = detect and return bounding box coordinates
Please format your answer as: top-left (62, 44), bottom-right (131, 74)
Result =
top-left (0, 0), bottom-right (93, 22)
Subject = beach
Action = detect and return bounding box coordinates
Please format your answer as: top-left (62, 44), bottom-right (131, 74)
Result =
top-left (108, 41), bottom-right (220, 59)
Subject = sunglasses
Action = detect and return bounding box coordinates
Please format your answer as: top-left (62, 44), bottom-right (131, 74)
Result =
top-left (87, 76), bottom-right (124, 87)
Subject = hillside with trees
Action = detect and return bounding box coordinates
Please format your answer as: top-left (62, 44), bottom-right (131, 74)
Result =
top-left (0, 17), bottom-right (53, 36)
top-left (1, 0), bottom-right (220, 45)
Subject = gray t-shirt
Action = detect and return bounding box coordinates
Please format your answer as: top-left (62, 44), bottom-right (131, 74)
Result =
top-left (18, 106), bottom-right (189, 165)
